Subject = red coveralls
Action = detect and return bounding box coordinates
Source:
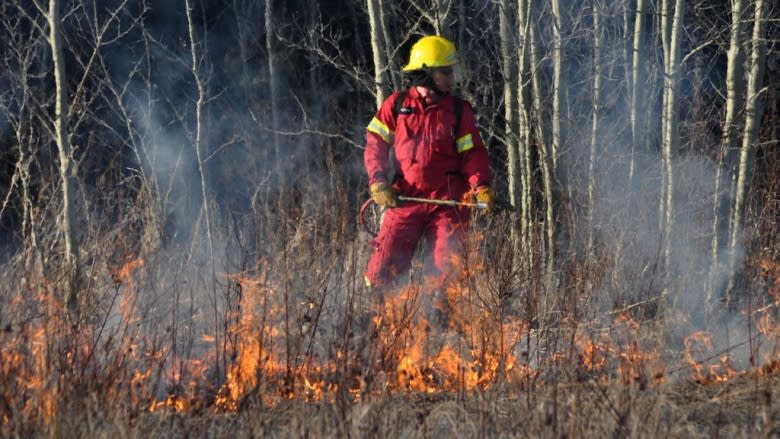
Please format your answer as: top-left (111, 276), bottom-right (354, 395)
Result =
top-left (364, 87), bottom-right (491, 289)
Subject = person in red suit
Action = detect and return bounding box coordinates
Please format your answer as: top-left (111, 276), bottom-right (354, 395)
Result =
top-left (363, 35), bottom-right (494, 298)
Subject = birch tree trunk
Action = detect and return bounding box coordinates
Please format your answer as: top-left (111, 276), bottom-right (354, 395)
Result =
top-left (587, 0), bottom-right (602, 261)
top-left (721, 0), bottom-right (747, 165)
top-left (728, 0), bottom-right (768, 296)
top-left (709, 0), bottom-right (746, 305)
top-left (542, 0), bottom-right (559, 286)
top-left (499, 0), bottom-right (524, 272)
top-left (527, 0), bottom-right (556, 304)
top-left (660, 0), bottom-right (685, 278)
top-left (550, 0), bottom-right (563, 174)
top-left (500, 0), bottom-right (517, 209)
top-left (46, 0), bottom-right (79, 308)
top-left (629, 0), bottom-right (647, 182)
top-left (517, 0), bottom-right (534, 265)
top-left (528, 0), bottom-right (550, 227)
top-left (367, 0), bottom-right (388, 106)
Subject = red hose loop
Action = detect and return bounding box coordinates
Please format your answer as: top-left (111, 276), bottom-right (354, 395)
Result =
top-left (359, 198), bottom-right (378, 237)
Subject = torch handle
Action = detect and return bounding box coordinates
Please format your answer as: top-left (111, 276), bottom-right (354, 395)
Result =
top-left (397, 195), bottom-right (487, 209)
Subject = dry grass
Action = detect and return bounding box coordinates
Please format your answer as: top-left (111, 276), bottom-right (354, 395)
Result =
top-left (11, 373), bottom-right (780, 438)
top-left (0, 188), bottom-right (778, 438)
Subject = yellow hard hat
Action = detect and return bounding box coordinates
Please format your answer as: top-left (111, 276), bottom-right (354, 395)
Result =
top-left (402, 35), bottom-right (459, 72)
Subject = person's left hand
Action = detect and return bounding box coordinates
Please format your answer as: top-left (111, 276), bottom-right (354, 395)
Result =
top-left (474, 187), bottom-right (494, 215)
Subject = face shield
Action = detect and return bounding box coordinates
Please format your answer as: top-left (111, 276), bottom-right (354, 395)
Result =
top-left (404, 63), bottom-right (464, 95)
top-left (428, 65), bottom-right (462, 94)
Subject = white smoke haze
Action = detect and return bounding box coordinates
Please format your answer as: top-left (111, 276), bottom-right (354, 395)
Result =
top-left (545, 9), bottom-right (768, 376)
top-left (88, 17), bottom-right (379, 390)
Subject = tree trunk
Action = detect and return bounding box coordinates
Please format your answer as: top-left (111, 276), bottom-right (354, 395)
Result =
top-left (543, 0), bottom-right (559, 286)
top-left (48, 0), bottom-right (79, 308)
top-left (629, 0), bottom-right (647, 182)
top-left (587, 0), bottom-right (602, 261)
top-left (709, 0), bottom-right (746, 305)
top-left (550, 0), bottom-right (563, 174)
top-left (367, 0), bottom-right (388, 106)
top-left (517, 0), bottom-right (534, 267)
top-left (527, 0), bottom-right (556, 306)
top-left (728, 0), bottom-right (768, 296)
top-left (721, 0), bottom-right (747, 166)
top-left (500, 0), bottom-right (524, 273)
top-left (660, 0), bottom-right (685, 279)
top-left (500, 0), bottom-right (517, 209)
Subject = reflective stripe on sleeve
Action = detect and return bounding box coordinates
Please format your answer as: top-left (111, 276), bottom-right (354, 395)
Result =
top-left (367, 117), bottom-right (394, 144)
top-left (455, 133), bottom-right (474, 153)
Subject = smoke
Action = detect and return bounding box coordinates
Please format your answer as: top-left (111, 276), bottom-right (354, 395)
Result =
top-left (95, 0), bottom-right (377, 372)
top-left (552, 5), bottom-right (749, 359)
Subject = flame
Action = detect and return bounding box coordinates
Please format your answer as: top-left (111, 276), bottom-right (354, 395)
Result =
top-left (572, 314), bottom-right (664, 385)
top-left (214, 268), bottom-right (294, 410)
top-left (683, 331), bottom-right (739, 383)
top-left (11, 249), bottom-right (780, 425)
top-left (111, 258), bottom-right (145, 288)
top-left (149, 394), bottom-right (187, 412)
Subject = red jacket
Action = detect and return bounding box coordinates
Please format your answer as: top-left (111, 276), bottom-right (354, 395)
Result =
top-left (364, 88), bottom-right (490, 201)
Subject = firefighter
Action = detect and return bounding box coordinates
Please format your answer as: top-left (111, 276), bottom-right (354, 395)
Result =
top-left (363, 35), bottom-right (494, 296)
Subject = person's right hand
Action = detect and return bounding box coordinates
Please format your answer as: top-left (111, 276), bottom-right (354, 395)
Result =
top-left (369, 182), bottom-right (397, 207)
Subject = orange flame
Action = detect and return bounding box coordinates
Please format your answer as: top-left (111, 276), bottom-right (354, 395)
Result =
top-left (683, 331), bottom-right (739, 383)
top-left (111, 258), bottom-right (145, 288)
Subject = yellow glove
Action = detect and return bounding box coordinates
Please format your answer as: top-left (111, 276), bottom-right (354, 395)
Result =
top-left (370, 182), bottom-right (397, 207)
top-left (474, 187), bottom-right (494, 215)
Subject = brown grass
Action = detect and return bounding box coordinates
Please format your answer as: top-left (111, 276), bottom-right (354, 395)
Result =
top-left (0, 188), bottom-right (779, 438)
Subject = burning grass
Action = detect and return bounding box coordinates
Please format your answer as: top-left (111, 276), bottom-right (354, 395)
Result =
top-left (1, 240), bottom-right (779, 437)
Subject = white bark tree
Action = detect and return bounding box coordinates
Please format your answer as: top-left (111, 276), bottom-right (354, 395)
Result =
top-left (367, 0), bottom-right (389, 106)
top-left (727, 0), bottom-right (768, 296)
top-left (708, 0), bottom-right (746, 304)
top-left (659, 0), bottom-right (685, 277)
top-left (519, 0), bottom-right (557, 307)
top-left (499, 0), bottom-right (517, 208)
top-left (499, 0), bottom-right (531, 273)
top-left (32, 0), bottom-right (79, 308)
top-left (587, 0), bottom-right (602, 261)
top-left (629, 0), bottom-right (648, 182)
top-left (721, 0), bottom-right (748, 164)
top-left (517, 0), bottom-right (534, 267)
top-left (549, 0), bottom-right (563, 175)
